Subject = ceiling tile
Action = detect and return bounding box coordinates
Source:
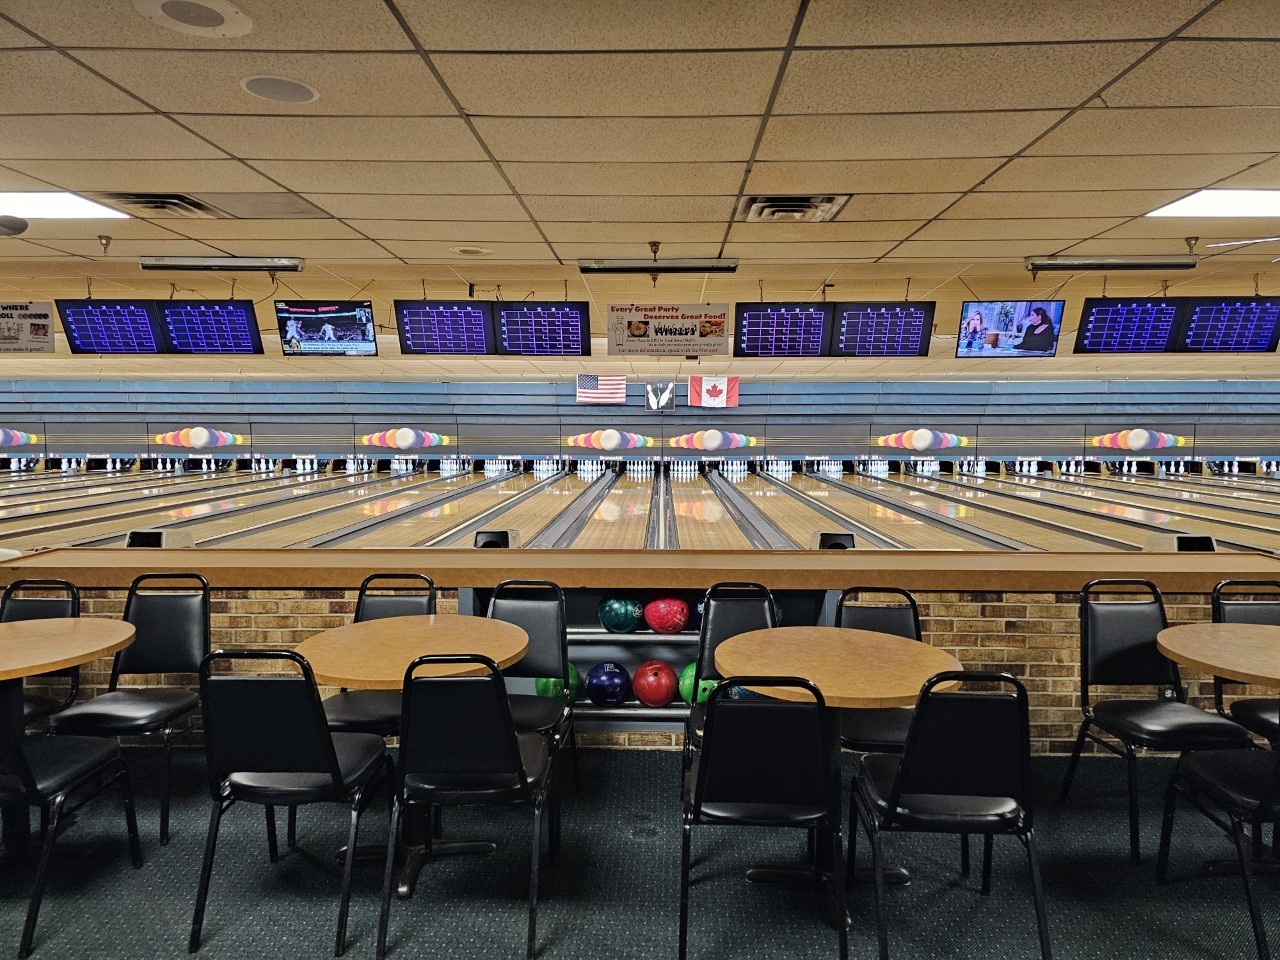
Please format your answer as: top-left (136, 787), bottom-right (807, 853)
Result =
top-left (0, 115), bottom-right (222, 160)
top-left (1216, 156), bottom-right (1280, 188)
top-left (348, 220), bottom-right (543, 242)
top-left (180, 117), bottom-right (485, 162)
top-left (559, 242), bottom-right (721, 259)
top-left (0, 51), bottom-right (145, 114)
top-left (305, 194), bottom-right (528, 220)
top-left (383, 240), bottom-right (554, 260)
top-left (3, 158), bottom-right (281, 192)
top-left (395, 0), bottom-right (797, 50)
top-left (1097, 215), bottom-right (1280, 239)
top-left (0, 239), bottom-right (81, 258)
top-left (505, 162), bottom-right (744, 197)
top-left (36, 239), bottom-right (230, 257)
top-left (942, 189), bottom-right (1186, 219)
top-left (211, 239), bottom-right (393, 259)
top-left (162, 219), bottom-right (365, 240)
top-left (723, 241), bottom-right (895, 259)
top-left (977, 153), bottom-right (1270, 191)
top-left (836, 194), bottom-right (963, 220)
top-left (435, 52), bottom-right (779, 116)
top-left (745, 158), bottom-right (1001, 194)
top-left (522, 195), bottom-right (733, 222)
top-left (247, 160), bottom-right (509, 195)
top-left (14, 218), bottom-right (190, 240)
top-left (1029, 107), bottom-right (1280, 155)
top-left (473, 117), bottom-right (759, 162)
top-left (0, 16), bottom-right (36, 46)
top-left (914, 218), bottom-right (1127, 240)
top-left (0, 164), bottom-right (52, 189)
top-left (541, 222), bottom-right (724, 242)
top-left (758, 111), bottom-right (1065, 161)
top-left (1058, 238), bottom-right (1217, 255)
top-left (800, 0), bottom-right (1206, 43)
top-left (1184, 0), bottom-right (1280, 38)
top-left (727, 222), bottom-right (922, 242)
top-left (73, 51), bottom-right (453, 115)
top-left (881, 240), bottom-right (1049, 259)
top-left (1104, 41), bottom-right (1280, 107)
top-left (0, 0), bottom-right (413, 49)
top-left (777, 44), bottom-right (1146, 114)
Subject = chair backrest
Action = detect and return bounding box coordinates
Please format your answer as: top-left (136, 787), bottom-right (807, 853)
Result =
top-left (355, 573), bottom-right (436, 622)
top-left (113, 573), bottom-right (210, 685)
top-left (199, 649), bottom-right (343, 800)
top-left (1212, 580), bottom-right (1280, 627)
top-left (834, 586), bottom-right (920, 640)
top-left (696, 582), bottom-right (777, 682)
top-left (397, 654), bottom-right (531, 798)
top-left (692, 677), bottom-right (839, 819)
top-left (0, 579), bottom-right (79, 622)
top-left (889, 672), bottom-right (1032, 825)
top-left (1079, 579), bottom-right (1177, 701)
top-left (487, 580), bottom-right (567, 681)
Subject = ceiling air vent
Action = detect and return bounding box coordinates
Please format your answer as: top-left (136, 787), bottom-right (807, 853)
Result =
top-left (734, 194), bottom-right (851, 223)
top-left (86, 192), bottom-right (327, 219)
top-left (88, 193), bottom-right (219, 219)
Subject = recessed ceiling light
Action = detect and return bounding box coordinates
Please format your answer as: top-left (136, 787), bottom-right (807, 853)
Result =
top-left (0, 192), bottom-right (129, 219)
top-left (449, 246), bottom-right (494, 256)
top-left (1147, 189), bottom-right (1280, 218)
top-left (240, 75), bottom-right (319, 104)
top-left (132, 0), bottom-right (253, 37)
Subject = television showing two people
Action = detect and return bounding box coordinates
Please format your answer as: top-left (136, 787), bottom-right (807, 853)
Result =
top-left (956, 300), bottom-right (1064, 358)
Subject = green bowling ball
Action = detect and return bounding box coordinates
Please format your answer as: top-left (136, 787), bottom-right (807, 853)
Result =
top-left (599, 597), bottom-right (644, 633)
top-left (678, 662), bottom-right (716, 705)
top-left (535, 663), bottom-right (581, 700)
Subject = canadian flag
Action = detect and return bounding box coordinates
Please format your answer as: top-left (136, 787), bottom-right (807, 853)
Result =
top-left (688, 375), bottom-right (739, 408)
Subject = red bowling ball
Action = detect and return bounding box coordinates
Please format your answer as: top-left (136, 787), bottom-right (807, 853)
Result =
top-left (632, 660), bottom-right (679, 707)
top-left (643, 596), bottom-right (689, 634)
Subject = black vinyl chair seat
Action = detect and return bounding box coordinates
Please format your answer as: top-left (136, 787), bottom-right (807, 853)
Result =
top-left (1092, 699), bottom-right (1253, 749)
top-left (322, 690), bottom-right (402, 735)
top-left (22, 695), bottom-right (64, 726)
top-left (839, 708), bottom-right (913, 752)
top-left (1231, 699), bottom-right (1280, 742)
top-left (225, 732), bottom-right (388, 805)
top-left (7, 735), bottom-right (122, 800)
top-left (405, 732), bottom-right (550, 803)
top-left (506, 693), bottom-right (567, 733)
top-left (859, 753), bottom-right (1024, 832)
top-left (52, 688), bottom-right (199, 735)
top-left (1212, 581), bottom-right (1280, 752)
top-left (1177, 749), bottom-right (1280, 815)
top-left (834, 588), bottom-right (924, 754)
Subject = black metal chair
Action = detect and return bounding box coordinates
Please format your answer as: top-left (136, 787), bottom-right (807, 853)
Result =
top-left (50, 572), bottom-right (210, 844)
top-left (189, 649), bottom-right (392, 957)
top-left (1211, 580), bottom-right (1280, 748)
top-left (850, 672), bottom-right (1051, 960)
top-left (834, 587), bottom-right (922, 753)
top-left (376, 654), bottom-right (557, 960)
top-left (681, 677), bottom-right (846, 960)
top-left (487, 579), bottom-right (578, 788)
top-left (0, 579), bottom-right (80, 724)
top-left (1158, 748), bottom-right (1280, 959)
top-left (323, 573), bottom-right (437, 737)
top-left (0, 719), bottom-right (141, 959)
top-left (1059, 579), bottom-right (1251, 862)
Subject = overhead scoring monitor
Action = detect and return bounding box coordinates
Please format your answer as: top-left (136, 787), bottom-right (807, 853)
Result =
top-left (57, 300), bottom-right (165, 354)
top-left (158, 300), bottom-right (263, 354)
top-left (1074, 299), bottom-right (1180, 353)
top-left (493, 301), bottom-right (591, 356)
top-left (1175, 297), bottom-right (1280, 353)
top-left (275, 300), bottom-right (376, 357)
top-left (831, 301), bottom-right (934, 357)
top-left (394, 300), bottom-right (494, 355)
top-left (956, 300), bottom-right (1063, 358)
top-left (733, 302), bottom-right (832, 357)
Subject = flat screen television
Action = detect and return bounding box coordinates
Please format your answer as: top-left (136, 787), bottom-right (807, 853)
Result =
top-left (276, 300), bottom-right (376, 357)
top-left (1073, 299), bottom-right (1181, 353)
top-left (493, 301), bottom-right (590, 356)
top-left (158, 299), bottom-right (263, 354)
top-left (831, 301), bottom-right (934, 357)
top-left (1174, 297), bottom-right (1280, 353)
top-left (57, 299), bottom-right (165, 354)
top-left (394, 300), bottom-right (494, 355)
top-left (956, 300), bottom-right (1063, 358)
top-left (733, 302), bottom-right (832, 357)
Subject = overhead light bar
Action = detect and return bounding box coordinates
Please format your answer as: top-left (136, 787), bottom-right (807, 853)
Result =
top-left (138, 256), bottom-right (305, 272)
top-left (0, 191), bottom-right (128, 219)
top-left (1025, 255), bottom-right (1197, 273)
top-left (1147, 189), bottom-right (1280, 218)
top-left (578, 258), bottom-right (738, 274)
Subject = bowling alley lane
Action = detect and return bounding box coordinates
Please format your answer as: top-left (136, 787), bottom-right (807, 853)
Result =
top-left (0, 468), bottom-right (271, 517)
top-left (439, 473), bottom-right (592, 547)
top-left (571, 475), bottom-right (652, 549)
top-left (670, 474), bottom-right (753, 550)
top-left (0, 469), bottom-right (235, 507)
top-left (336, 473), bottom-right (541, 548)
top-left (731, 473), bottom-right (862, 548)
top-left (1049, 471), bottom-right (1280, 516)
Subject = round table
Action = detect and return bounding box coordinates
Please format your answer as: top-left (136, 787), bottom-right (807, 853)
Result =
top-left (0, 618), bottom-right (136, 855)
top-left (715, 626), bottom-right (964, 706)
top-left (1157, 623), bottom-right (1280, 686)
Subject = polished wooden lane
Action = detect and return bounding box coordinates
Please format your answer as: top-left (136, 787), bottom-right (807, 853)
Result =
top-left (1158, 622), bottom-right (1280, 688)
top-left (572, 475), bottom-right (651, 549)
top-left (1057, 473), bottom-right (1280, 526)
top-left (788, 474), bottom-right (985, 550)
top-left (441, 473), bottom-right (592, 547)
top-left (0, 469), bottom-right (223, 508)
top-left (671, 475), bottom-right (752, 550)
top-left (339, 473), bottom-right (540, 548)
top-left (735, 474), bottom-right (855, 548)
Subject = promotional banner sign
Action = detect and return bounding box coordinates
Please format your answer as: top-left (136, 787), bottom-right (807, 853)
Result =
top-left (0, 301), bottom-right (54, 353)
top-left (607, 303), bottom-right (729, 356)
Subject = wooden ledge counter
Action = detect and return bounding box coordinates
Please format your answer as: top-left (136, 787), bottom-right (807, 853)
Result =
top-left (4, 548), bottom-right (1279, 593)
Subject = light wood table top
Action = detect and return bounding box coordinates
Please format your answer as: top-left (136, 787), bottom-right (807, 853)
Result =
top-left (1158, 623), bottom-right (1280, 688)
top-left (714, 626), bottom-right (963, 708)
top-left (293, 614), bottom-right (528, 690)
top-left (0, 618), bottom-right (134, 681)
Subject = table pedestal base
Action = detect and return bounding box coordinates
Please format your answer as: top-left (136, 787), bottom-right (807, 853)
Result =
top-left (396, 840), bottom-right (497, 899)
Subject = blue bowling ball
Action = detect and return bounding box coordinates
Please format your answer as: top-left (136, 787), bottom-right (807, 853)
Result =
top-left (585, 661), bottom-right (632, 706)
top-left (689, 599), bottom-right (705, 630)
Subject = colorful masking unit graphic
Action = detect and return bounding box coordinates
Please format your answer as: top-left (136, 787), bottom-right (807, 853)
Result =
top-left (0, 428), bottom-right (38, 446)
top-left (565, 429), bottom-right (656, 451)
top-left (154, 427), bottom-right (246, 448)
top-left (877, 429), bottom-right (969, 451)
top-left (360, 428), bottom-right (450, 450)
top-left (1092, 429), bottom-right (1186, 451)
top-left (668, 429), bottom-right (756, 451)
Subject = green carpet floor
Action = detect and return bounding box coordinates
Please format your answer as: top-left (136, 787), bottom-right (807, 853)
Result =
top-left (0, 748), bottom-right (1273, 959)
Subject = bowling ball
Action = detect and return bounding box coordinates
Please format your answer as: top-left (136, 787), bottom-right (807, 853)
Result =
top-left (644, 596), bottom-right (689, 634)
top-left (534, 662), bottom-right (581, 701)
top-left (727, 684), bottom-right (765, 701)
top-left (633, 660), bottom-right (678, 707)
top-left (585, 661), bottom-right (631, 706)
top-left (678, 662), bottom-right (716, 705)
top-left (598, 597), bottom-right (644, 633)
top-left (773, 600), bottom-right (784, 626)
top-left (688, 599), bottom-right (705, 630)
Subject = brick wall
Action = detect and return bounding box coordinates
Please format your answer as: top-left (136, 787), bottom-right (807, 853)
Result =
top-left (30, 587), bottom-right (1232, 754)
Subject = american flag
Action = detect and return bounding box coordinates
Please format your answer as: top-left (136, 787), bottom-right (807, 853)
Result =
top-left (576, 374), bottom-right (627, 404)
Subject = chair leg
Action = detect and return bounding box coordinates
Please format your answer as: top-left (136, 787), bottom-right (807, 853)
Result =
top-left (118, 759), bottom-right (143, 869)
top-left (548, 789), bottom-right (562, 864)
top-left (160, 725), bottom-right (176, 845)
top-left (807, 827), bottom-right (816, 863)
top-left (960, 833), bottom-right (970, 877)
top-left (1059, 718), bottom-right (1091, 801)
top-left (678, 820), bottom-right (692, 960)
top-left (287, 805), bottom-right (297, 848)
top-left (830, 824), bottom-right (849, 960)
top-left (431, 805), bottom-right (443, 841)
top-left (981, 835), bottom-right (993, 895)
top-left (334, 796), bottom-right (363, 957)
top-left (189, 800), bottom-right (228, 953)
top-left (376, 799), bottom-right (402, 960)
top-left (1156, 773), bottom-right (1179, 885)
top-left (865, 818), bottom-right (890, 960)
top-left (1023, 830), bottom-right (1054, 960)
top-left (568, 723), bottom-right (581, 792)
top-left (527, 799), bottom-right (543, 960)
top-left (1123, 743), bottom-right (1141, 864)
top-left (18, 796), bottom-right (64, 960)
top-left (265, 806), bottom-right (279, 863)
top-left (844, 792), bottom-right (858, 888)
top-left (1231, 816), bottom-right (1272, 960)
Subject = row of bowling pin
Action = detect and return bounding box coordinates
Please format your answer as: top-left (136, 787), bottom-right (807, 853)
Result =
top-left (6, 458), bottom-right (35, 472)
top-left (577, 459), bottom-right (606, 480)
top-left (860, 460), bottom-right (891, 478)
top-left (484, 458), bottom-right (517, 477)
top-left (389, 457), bottom-right (418, 475)
top-left (908, 459), bottom-right (940, 476)
top-left (1011, 459), bottom-right (1042, 475)
top-left (1208, 461), bottom-right (1242, 475)
top-left (249, 457), bottom-right (280, 474)
top-left (626, 460), bottom-right (655, 478)
top-left (814, 459), bottom-right (843, 478)
top-left (719, 460), bottom-right (748, 482)
top-left (532, 458), bottom-right (563, 479)
top-left (670, 459), bottom-right (700, 479)
top-left (956, 458), bottom-right (986, 475)
top-left (764, 460), bottom-right (793, 479)
top-left (1260, 461), bottom-right (1280, 477)
top-left (1060, 460), bottom-right (1087, 474)
top-left (345, 457), bottom-right (375, 473)
top-left (440, 457), bottom-right (471, 478)
top-left (59, 458), bottom-right (86, 474)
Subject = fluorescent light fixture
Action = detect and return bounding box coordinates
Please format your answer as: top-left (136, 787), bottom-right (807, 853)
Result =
top-left (1147, 189), bottom-right (1280, 218)
top-left (139, 256), bottom-right (304, 272)
top-left (1025, 255), bottom-right (1197, 272)
top-left (578, 258), bottom-right (738, 274)
top-left (0, 192), bottom-right (128, 219)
